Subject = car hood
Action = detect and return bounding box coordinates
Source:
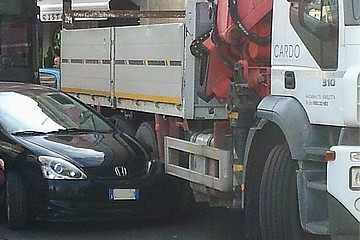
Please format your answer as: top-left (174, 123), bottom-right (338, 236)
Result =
top-left (14, 132), bottom-right (146, 168)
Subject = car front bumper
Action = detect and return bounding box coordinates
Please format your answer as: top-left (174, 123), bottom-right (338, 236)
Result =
top-left (30, 161), bottom-right (164, 221)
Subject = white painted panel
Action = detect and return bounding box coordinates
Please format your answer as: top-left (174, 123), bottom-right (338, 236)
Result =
top-left (114, 23), bottom-right (184, 103)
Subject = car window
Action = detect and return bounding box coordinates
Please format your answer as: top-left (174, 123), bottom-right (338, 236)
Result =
top-left (0, 91), bottom-right (113, 134)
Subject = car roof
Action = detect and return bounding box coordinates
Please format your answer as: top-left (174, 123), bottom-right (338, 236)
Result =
top-left (0, 82), bottom-right (57, 93)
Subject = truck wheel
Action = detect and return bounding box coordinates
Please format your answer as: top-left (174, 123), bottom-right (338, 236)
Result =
top-left (6, 171), bottom-right (29, 230)
top-left (153, 173), bottom-right (195, 219)
top-left (135, 121), bottom-right (159, 160)
top-left (135, 123), bottom-right (195, 217)
top-left (109, 115), bottom-right (136, 137)
top-left (259, 144), bottom-right (308, 240)
top-left (158, 175), bottom-right (195, 218)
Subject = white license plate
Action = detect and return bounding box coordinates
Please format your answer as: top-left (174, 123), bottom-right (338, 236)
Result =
top-left (109, 189), bottom-right (139, 200)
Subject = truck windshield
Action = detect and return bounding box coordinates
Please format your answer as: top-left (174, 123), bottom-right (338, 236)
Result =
top-left (344, 0), bottom-right (360, 25)
top-left (0, 0), bottom-right (38, 83)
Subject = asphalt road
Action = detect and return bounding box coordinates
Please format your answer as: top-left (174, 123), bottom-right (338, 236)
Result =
top-left (0, 204), bottom-right (246, 240)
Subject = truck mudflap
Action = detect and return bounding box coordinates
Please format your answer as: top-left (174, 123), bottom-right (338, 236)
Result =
top-left (164, 136), bottom-right (233, 192)
top-left (327, 145), bottom-right (360, 237)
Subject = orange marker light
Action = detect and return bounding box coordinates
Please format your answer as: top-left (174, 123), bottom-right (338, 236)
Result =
top-left (325, 150), bottom-right (335, 161)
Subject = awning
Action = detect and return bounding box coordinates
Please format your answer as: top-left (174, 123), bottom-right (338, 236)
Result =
top-left (37, 0), bottom-right (110, 22)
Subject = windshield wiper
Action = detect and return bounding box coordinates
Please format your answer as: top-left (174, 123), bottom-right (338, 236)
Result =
top-left (11, 130), bottom-right (48, 136)
top-left (48, 128), bottom-right (96, 134)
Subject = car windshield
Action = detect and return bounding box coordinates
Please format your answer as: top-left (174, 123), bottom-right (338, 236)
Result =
top-left (0, 90), bottom-right (113, 134)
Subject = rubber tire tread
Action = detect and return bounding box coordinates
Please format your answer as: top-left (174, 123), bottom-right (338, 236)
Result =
top-left (6, 171), bottom-right (29, 230)
top-left (109, 114), bottom-right (136, 137)
top-left (0, 181), bottom-right (5, 222)
top-left (135, 121), bottom-right (159, 160)
top-left (259, 144), bottom-right (305, 240)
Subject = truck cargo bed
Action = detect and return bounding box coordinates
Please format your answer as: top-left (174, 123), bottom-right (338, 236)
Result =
top-left (61, 23), bottom-right (185, 116)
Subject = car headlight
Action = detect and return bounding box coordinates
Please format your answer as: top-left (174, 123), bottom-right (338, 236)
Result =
top-left (38, 156), bottom-right (87, 180)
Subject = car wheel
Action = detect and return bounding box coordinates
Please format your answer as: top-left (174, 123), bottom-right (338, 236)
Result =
top-left (259, 144), bottom-right (309, 240)
top-left (0, 182), bottom-right (5, 223)
top-left (6, 171), bottom-right (29, 230)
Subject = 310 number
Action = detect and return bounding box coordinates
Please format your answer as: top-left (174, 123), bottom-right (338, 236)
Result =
top-left (322, 78), bottom-right (335, 87)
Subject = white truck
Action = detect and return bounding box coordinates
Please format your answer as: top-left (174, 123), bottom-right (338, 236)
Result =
top-left (60, 0), bottom-right (360, 239)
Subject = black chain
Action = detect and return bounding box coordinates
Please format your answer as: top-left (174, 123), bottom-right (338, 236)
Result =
top-left (190, 30), bottom-right (212, 57)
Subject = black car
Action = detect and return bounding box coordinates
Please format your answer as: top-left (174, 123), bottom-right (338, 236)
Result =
top-left (0, 82), bottom-right (181, 229)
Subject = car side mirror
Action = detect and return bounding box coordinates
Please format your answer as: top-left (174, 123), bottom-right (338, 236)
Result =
top-left (0, 159), bottom-right (4, 170)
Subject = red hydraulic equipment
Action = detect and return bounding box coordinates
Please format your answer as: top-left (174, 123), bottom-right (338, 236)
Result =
top-left (195, 0), bottom-right (273, 102)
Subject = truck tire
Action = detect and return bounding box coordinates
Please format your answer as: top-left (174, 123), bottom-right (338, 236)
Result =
top-left (168, 176), bottom-right (195, 217)
top-left (135, 121), bottom-right (159, 160)
top-left (109, 114), bottom-right (136, 137)
top-left (6, 171), bottom-right (29, 230)
top-left (259, 144), bottom-right (308, 240)
top-left (135, 122), bottom-right (195, 217)
top-left (155, 175), bottom-right (195, 219)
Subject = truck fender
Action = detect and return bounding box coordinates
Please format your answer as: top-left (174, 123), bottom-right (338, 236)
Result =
top-left (255, 95), bottom-right (311, 161)
top-left (241, 96), bottom-right (312, 238)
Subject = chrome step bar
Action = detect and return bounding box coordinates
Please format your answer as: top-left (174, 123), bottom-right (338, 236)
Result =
top-left (164, 136), bottom-right (233, 192)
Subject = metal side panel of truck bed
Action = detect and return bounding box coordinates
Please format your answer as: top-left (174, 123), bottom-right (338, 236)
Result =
top-left (61, 23), bottom-right (185, 117)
